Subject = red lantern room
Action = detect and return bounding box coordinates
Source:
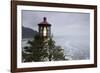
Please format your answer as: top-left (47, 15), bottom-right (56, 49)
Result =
top-left (38, 17), bottom-right (51, 38)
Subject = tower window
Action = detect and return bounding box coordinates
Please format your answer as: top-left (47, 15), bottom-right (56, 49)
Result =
top-left (43, 27), bottom-right (47, 36)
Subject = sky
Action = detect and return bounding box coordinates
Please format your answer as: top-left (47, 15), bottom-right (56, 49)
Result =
top-left (22, 10), bottom-right (90, 37)
top-left (22, 10), bottom-right (90, 60)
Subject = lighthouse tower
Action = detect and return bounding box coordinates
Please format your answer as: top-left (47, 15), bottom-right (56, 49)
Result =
top-left (38, 17), bottom-right (52, 61)
top-left (38, 17), bottom-right (51, 38)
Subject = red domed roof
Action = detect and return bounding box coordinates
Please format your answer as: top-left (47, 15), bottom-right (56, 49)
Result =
top-left (38, 17), bottom-right (51, 26)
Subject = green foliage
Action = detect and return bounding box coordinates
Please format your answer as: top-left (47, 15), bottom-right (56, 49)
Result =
top-left (22, 34), bottom-right (66, 62)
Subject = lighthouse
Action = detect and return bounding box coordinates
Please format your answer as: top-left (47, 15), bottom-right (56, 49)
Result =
top-left (37, 17), bottom-right (52, 61)
top-left (38, 17), bottom-right (51, 38)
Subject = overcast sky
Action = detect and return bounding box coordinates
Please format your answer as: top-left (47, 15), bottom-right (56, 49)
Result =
top-left (22, 10), bottom-right (90, 37)
top-left (22, 10), bottom-right (90, 60)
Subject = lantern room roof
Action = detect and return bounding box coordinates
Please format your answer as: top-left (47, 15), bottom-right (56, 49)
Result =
top-left (38, 17), bottom-right (51, 26)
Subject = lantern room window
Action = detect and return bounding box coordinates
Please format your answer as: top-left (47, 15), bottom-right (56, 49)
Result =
top-left (43, 27), bottom-right (47, 36)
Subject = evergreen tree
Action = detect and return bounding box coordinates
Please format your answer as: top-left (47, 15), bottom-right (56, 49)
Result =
top-left (22, 34), bottom-right (66, 62)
